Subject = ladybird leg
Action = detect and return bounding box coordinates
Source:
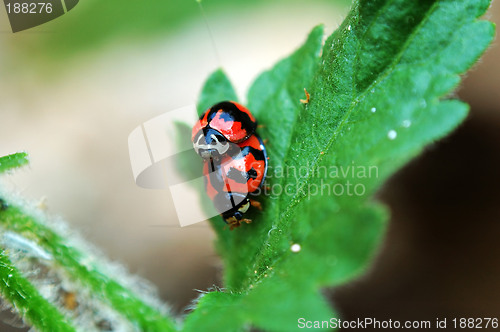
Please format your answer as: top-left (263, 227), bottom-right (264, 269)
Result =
top-left (262, 138), bottom-right (269, 145)
top-left (224, 216), bottom-right (240, 231)
top-left (241, 218), bottom-right (252, 225)
top-left (226, 216), bottom-right (242, 230)
top-left (229, 218), bottom-right (252, 230)
top-left (228, 220), bottom-right (238, 230)
top-left (249, 199), bottom-right (262, 211)
top-left (257, 124), bottom-right (266, 129)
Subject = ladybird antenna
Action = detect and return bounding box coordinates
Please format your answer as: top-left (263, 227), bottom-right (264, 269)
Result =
top-left (196, 0), bottom-right (222, 67)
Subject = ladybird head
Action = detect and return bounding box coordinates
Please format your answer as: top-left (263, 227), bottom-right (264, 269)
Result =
top-left (193, 128), bottom-right (230, 160)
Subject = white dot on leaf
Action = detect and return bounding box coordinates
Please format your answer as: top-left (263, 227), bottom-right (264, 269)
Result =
top-left (387, 130), bottom-right (397, 140)
top-left (290, 244), bottom-right (301, 253)
top-left (402, 120), bottom-right (411, 128)
top-left (371, 107), bottom-right (376, 113)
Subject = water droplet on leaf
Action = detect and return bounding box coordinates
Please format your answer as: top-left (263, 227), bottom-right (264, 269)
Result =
top-left (402, 120), bottom-right (411, 128)
top-left (290, 244), bottom-right (301, 252)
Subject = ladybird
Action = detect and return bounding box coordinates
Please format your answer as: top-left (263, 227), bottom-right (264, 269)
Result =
top-left (192, 101), bottom-right (258, 160)
top-left (203, 134), bottom-right (267, 229)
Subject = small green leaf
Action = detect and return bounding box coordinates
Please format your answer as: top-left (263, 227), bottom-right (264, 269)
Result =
top-left (184, 0), bottom-right (494, 331)
top-left (198, 69), bottom-right (238, 115)
top-left (0, 152), bottom-right (29, 173)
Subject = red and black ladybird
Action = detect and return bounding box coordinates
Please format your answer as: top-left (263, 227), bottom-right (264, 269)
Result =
top-left (192, 101), bottom-right (258, 160)
top-left (192, 101), bottom-right (267, 229)
top-left (204, 135), bottom-right (267, 229)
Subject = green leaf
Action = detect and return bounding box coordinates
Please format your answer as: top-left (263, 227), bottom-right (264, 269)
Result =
top-left (198, 69), bottom-right (239, 115)
top-left (0, 152), bottom-right (29, 174)
top-left (184, 0), bottom-right (494, 330)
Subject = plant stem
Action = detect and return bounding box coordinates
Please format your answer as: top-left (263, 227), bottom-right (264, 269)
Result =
top-left (0, 204), bottom-right (178, 332)
top-left (0, 152), bottom-right (29, 173)
top-left (0, 250), bottom-right (76, 331)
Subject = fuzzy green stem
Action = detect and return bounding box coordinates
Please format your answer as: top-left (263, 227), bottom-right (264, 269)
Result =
top-left (0, 250), bottom-right (76, 331)
top-left (0, 204), bottom-right (177, 332)
top-left (0, 152), bottom-right (29, 173)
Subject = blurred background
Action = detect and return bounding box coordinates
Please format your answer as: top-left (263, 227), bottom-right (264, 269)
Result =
top-left (0, 0), bottom-right (498, 330)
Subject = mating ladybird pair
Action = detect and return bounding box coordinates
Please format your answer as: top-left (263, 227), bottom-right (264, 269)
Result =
top-left (192, 101), bottom-right (268, 229)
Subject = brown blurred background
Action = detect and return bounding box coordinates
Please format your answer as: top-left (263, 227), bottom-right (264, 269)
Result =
top-left (0, 0), bottom-right (499, 330)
